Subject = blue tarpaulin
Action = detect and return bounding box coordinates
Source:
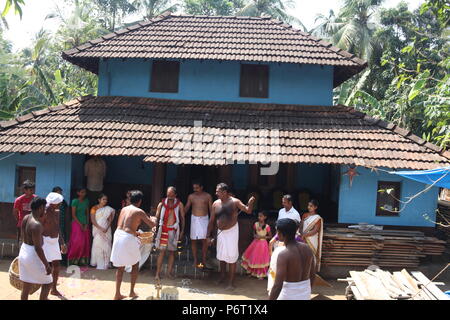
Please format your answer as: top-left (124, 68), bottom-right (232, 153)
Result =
top-left (389, 166), bottom-right (450, 189)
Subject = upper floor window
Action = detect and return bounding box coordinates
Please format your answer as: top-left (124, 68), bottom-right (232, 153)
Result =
top-left (15, 166), bottom-right (36, 197)
top-left (150, 60), bottom-right (180, 93)
top-left (376, 181), bottom-right (401, 216)
top-left (240, 64), bottom-right (269, 98)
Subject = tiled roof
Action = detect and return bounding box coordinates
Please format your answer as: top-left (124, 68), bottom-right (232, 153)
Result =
top-left (62, 14), bottom-right (367, 87)
top-left (0, 95), bottom-right (448, 169)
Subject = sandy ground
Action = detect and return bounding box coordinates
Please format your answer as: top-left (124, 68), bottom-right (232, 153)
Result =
top-left (0, 258), bottom-right (346, 300)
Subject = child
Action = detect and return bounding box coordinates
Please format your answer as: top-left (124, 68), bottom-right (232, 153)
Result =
top-left (67, 187), bottom-right (91, 266)
top-left (241, 211), bottom-right (272, 279)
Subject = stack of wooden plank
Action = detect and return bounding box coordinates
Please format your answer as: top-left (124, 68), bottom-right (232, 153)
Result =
top-left (341, 268), bottom-right (449, 300)
top-left (322, 227), bottom-right (446, 267)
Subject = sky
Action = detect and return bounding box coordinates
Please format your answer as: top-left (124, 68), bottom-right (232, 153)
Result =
top-left (2, 0), bottom-right (424, 51)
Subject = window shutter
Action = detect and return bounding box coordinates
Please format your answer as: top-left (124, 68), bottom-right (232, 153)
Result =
top-left (150, 61), bottom-right (180, 93)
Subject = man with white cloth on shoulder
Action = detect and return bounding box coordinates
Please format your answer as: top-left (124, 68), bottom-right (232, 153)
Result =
top-left (208, 183), bottom-right (255, 290)
top-left (111, 190), bottom-right (157, 300)
top-left (269, 218), bottom-right (316, 300)
top-left (18, 197), bottom-right (52, 300)
top-left (43, 191), bottom-right (67, 297)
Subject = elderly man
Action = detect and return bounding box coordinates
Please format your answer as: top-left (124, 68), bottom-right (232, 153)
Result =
top-left (154, 186), bottom-right (185, 280)
top-left (43, 192), bottom-right (67, 297)
top-left (269, 219), bottom-right (316, 300)
top-left (208, 183), bottom-right (255, 290)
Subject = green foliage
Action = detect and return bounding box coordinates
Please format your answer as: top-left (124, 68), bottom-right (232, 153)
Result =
top-left (184, 0), bottom-right (243, 16)
top-left (1, 0), bottom-right (25, 18)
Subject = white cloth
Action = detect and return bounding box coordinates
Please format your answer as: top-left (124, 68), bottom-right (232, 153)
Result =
top-left (268, 246), bottom-right (285, 293)
top-left (155, 198), bottom-right (180, 249)
top-left (45, 192), bottom-right (63, 207)
top-left (277, 207), bottom-right (301, 223)
top-left (84, 157), bottom-right (106, 192)
top-left (110, 229), bottom-right (141, 267)
top-left (125, 232), bottom-right (153, 273)
top-left (91, 206), bottom-right (114, 270)
top-left (277, 280), bottom-right (311, 300)
top-left (216, 222), bottom-right (239, 264)
top-left (42, 236), bottom-right (62, 262)
top-left (303, 214), bottom-right (323, 271)
top-left (190, 215), bottom-right (209, 240)
top-left (18, 243), bottom-right (53, 284)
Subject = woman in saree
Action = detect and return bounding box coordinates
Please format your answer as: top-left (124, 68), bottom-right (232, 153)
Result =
top-left (299, 199), bottom-right (323, 271)
top-left (67, 187), bottom-right (91, 266)
top-left (90, 194), bottom-right (115, 270)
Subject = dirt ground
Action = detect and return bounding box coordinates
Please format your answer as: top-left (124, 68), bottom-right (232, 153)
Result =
top-left (0, 258), bottom-right (347, 300)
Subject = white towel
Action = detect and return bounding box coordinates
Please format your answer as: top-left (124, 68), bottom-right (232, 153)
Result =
top-left (18, 243), bottom-right (53, 285)
top-left (42, 236), bottom-right (62, 262)
top-left (111, 229), bottom-right (141, 267)
top-left (190, 215), bottom-right (209, 240)
top-left (216, 222), bottom-right (239, 264)
top-left (277, 280), bottom-right (311, 300)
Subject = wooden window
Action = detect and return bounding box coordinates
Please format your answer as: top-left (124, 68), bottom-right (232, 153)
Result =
top-left (376, 181), bottom-right (401, 216)
top-left (239, 64), bottom-right (269, 98)
top-left (150, 60), bottom-right (180, 93)
top-left (15, 166), bottom-right (36, 197)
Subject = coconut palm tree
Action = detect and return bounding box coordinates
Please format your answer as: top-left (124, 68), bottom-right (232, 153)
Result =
top-left (237, 0), bottom-right (305, 27)
top-left (313, 0), bottom-right (383, 60)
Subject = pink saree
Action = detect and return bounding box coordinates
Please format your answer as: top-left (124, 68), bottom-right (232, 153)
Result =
top-left (67, 221), bottom-right (91, 266)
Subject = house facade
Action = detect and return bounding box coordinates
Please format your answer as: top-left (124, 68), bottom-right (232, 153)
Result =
top-left (0, 14), bottom-right (448, 239)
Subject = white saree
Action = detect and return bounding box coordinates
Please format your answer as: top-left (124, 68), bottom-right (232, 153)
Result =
top-left (302, 214), bottom-right (323, 271)
top-left (90, 206), bottom-right (115, 270)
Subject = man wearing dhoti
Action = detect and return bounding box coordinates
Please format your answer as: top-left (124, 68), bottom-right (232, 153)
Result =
top-left (18, 197), bottom-right (52, 300)
top-left (185, 181), bottom-right (213, 269)
top-left (111, 190), bottom-right (157, 300)
top-left (269, 219), bottom-right (316, 300)
top-left (208, 183), bottom-right (255, 290)
top-left (299, 199), bottom-right (323, 272)
top-left (155, 186), bottom-right (185, 280)
top-left (42, 192), bottom-right (67, 297)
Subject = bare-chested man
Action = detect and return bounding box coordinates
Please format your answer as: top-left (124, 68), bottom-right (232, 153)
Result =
top-left (42, 192), bottom-right (67, 297)
top-left (208, 183), bottom-right (255, 290)
top-left (18, 197), bottom-right (52, 300)
top-left (185, 181), bottom-right (213, 269)
top-left (110, 190), bottom-right (157, 300)
top-left (155, 186), bottom-right (185, 280)
top-left (269, 218), bottom-right (316, 300)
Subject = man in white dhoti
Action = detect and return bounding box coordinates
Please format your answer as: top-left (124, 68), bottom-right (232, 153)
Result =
top-left (111, 190), bottom-right (157, 300)
top-left (185, 180), bottom-right (213, 269)
top-left (208, 183), bottom-right (255, 290)
top-left (43, 192), bottom-right (66, 297)
top-left (299, 199), bottom-right (323, 272)
top-left (154, 186), bottom-right (185, 280)
top-left (19, 197), bottom-right (52, 300)
top-left (269, 219), bottom-right (316, 300)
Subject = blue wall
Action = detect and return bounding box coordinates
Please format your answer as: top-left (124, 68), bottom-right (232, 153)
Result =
top-left (338, 166), bottom-right (438, 227)
top-left (98, 59), bottom-right (334, 106)
top-left (0, 153), bottom-right (72, 203)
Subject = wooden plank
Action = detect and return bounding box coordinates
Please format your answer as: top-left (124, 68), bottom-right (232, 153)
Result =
top-left (400, 269), bottom-right (420, 293)
top-left (350, 271), bottom-right (371, 299)
top-left (350, 285), bottom-right (364, 300)
top-left (411, 272), bottom-right (449, 300)
top-left (358, 272), bottom-right (392, 300)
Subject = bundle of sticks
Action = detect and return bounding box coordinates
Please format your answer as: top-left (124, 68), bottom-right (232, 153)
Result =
top-left (322, 227), bottom-right (446, 268)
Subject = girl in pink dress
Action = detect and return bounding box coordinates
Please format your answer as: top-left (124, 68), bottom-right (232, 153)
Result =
top-left (241, 211), bottom-right (272, 279)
